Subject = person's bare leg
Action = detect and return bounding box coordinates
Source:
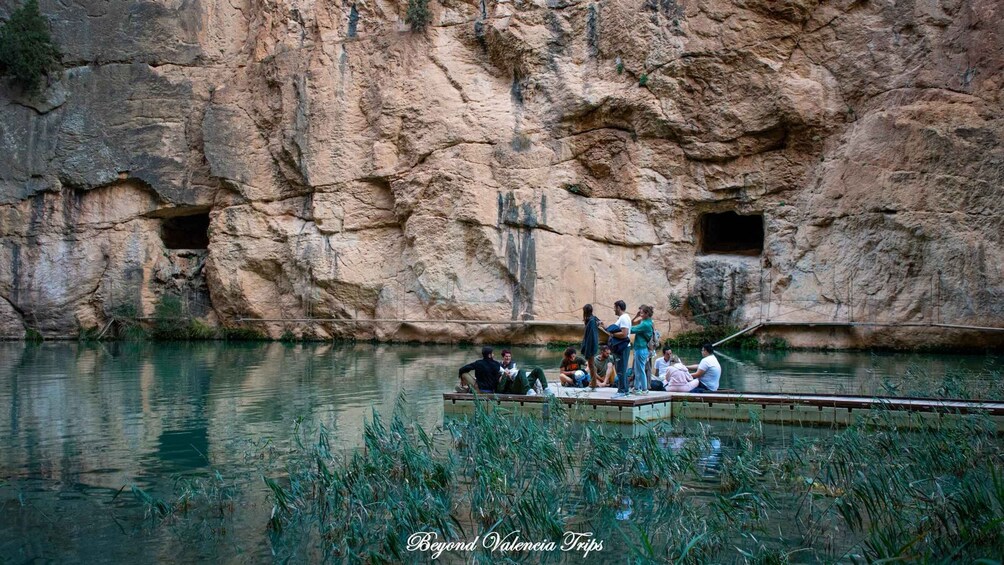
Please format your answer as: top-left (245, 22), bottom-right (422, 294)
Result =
top-left (460, 373), bottom-right (479, 391)
top-left (560, 374), bottom-right (575, 386)
top-left (603, 363), bottom-right (616, 387)
top-left (587, 357), bottom-right (598, 388)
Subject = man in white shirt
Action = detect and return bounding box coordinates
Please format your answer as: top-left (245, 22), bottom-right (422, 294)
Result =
top-left (599, 300), bottom-right (632, 396)
top-left (654, 346), bottom-right (673, 380)
top-left (687, 343), bottom-right (721, 392)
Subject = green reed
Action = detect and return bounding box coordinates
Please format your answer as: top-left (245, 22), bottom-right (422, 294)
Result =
top-left (118, 396), bottom-right (1004, 563)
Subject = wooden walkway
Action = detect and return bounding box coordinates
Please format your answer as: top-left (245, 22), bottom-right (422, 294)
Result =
top-left (443, 386), bottom-right (1004, 430)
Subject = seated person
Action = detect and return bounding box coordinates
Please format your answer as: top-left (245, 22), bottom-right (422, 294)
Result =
top-left (456, 346), bottom-right (501, 393)
top-left (654, 347), bottom-right (674, 380)
top-left (558, 347), bottom-right (589, 388)
top-left (665, 355), bottom-right (700, 392)
top-left (497, 349), bottom-right (550, 395)
top-left (589, 345), bottom-right (617, 388)
top-left (686, 343), bottom-right (721, 392)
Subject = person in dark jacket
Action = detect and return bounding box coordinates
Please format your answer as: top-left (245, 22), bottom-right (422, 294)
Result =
top-left (457, 346), bottom-right (502, 393)
top-left (581, 304), bottom-right (599, 385)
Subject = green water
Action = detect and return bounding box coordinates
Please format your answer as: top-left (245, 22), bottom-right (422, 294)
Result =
top-left (0, 341), bottom-right (1000, 562)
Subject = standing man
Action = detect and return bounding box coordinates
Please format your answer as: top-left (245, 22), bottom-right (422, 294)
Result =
top-left (600, 300), bottom-right (632, 397)
top-left (457, 346), bottom-right (502, 393)
top-left (687, 343), bottom-right (722, 392)
top-left (629, 305), bottom-right (655, 393)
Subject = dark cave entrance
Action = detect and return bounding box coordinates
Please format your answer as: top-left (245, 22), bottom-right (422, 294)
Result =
top-left (160, 213), bottom-right (210, 250)
top-left (699, 211), bottom-right (764, 255)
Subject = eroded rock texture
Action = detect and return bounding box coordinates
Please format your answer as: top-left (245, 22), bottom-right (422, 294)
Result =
top-left (1, 0), bottom-right (1002, 347)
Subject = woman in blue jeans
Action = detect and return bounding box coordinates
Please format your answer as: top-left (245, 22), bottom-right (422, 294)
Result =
top-left (629, 305), bottom-right (655, 392)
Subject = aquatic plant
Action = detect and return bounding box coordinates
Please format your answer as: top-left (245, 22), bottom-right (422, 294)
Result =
top-left (24, 326), bottom-right (43, 342)
top-left (114, 395), bottom-right (1003, 563)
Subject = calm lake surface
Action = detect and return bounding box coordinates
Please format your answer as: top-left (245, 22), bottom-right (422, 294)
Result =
top-left (1, 341), bottom-right (1001, 562)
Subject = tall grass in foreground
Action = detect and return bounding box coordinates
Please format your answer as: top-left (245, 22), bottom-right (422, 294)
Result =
top-left (128, 400), bottom-right (1004, 563)
top-left (250, 400), bottom-right (1003, 563)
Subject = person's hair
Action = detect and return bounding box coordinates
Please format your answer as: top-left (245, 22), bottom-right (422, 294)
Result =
top-left (481, 346), bottom-right (494, 358)
top-left (614, 300), bottom-right (626, 312)
top-left (671, 355), bottom-right (681, 363)
top-left (600, 344), bottom-right (610, 351)
top-left (702, 343), bottom-right (714, 354)
top-left (583, 304), bottom-right (593, 317)
top-left (641, 304), bottom-right (654, 317)
top-left (564, 347), bottom-right (576, 357)
top-left (663, 346), bottom-right (672, 354)
top-left (501, 349), bottom-right (511, 357)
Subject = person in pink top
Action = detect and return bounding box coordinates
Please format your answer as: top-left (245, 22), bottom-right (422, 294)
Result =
top-left (665, 355), bottom-right (700, 392)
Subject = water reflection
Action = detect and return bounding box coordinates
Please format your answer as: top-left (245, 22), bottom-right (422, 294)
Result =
top-left (2, 342), bottom-right (1000, 484)
top-left (0, 341), bottom-right (1000, 561)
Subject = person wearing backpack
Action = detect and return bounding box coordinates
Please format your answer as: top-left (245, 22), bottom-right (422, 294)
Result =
top-left (629, 305), bottom-right (655, 394)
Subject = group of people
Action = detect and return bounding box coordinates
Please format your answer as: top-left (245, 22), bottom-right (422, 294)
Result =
top-left (456, 300), bottom-right (722, 398)
top-left (456, 346), bottom-right (551, 395)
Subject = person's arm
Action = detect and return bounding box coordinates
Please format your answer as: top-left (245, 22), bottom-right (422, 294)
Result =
top-left (459, 361), bottom-right (476, 381)
top-left (610, 320), bottom-right (629, 339)
top-left (691, 368), bottom-right (706, 378)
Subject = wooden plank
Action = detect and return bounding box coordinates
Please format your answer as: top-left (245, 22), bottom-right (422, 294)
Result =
top-left (443, 390), bottom-right (1004, 417)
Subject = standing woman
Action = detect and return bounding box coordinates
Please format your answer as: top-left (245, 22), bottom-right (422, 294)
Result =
top-left (581, 304), bottom-right (600, 385)
top-left (630, 305), bottom-right (655, 393)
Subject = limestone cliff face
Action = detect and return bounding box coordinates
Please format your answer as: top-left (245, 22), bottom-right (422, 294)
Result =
top-left (1, 0), bottom-right (1002, 347)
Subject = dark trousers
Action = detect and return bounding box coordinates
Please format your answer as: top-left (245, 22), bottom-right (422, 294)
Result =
top-left (613, 351), bottom-right (630, 393)
top-left (692, 382), bottom-right (716, 393)
top-left (498, 367), bottom-right (548, 394)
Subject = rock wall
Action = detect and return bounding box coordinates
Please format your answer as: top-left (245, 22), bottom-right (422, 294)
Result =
top-left (1, 0), bottom-right (1002, 347)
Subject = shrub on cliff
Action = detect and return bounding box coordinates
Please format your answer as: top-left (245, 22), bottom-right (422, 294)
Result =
top-left (406, 0), bottom-right (431, 32)
top-left (0, 0), bottom-right (61, 94)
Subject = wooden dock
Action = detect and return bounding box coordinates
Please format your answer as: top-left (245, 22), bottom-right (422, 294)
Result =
top-left (443, 386), bottom-right (1004, 431)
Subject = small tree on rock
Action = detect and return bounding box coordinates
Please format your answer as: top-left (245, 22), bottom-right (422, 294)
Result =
top-left (0, 0), bottom-right (61, 94)
top-left (406, 0), bottom-right (431, 32)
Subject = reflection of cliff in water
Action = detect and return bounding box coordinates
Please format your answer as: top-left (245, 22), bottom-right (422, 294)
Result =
top-left (1, 342), bottom-right (1000, 489)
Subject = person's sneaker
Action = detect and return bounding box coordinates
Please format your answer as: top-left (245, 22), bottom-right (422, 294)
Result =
top-left (533, 381), bottom-right (544, 395)
top-left (526, 389), bottom-right (537, 396)
top-left (612, 392), bottom-right (628, 399)
top-left (455, 385), bottom-right (471, 393)
top-left (637, 389), bottom-right (649, 396)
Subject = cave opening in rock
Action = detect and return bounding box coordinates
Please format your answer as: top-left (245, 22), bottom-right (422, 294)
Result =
top-left (161, 213), bottom-right (210, 250)
top-left (699, 211), bottom-right (764, 255)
